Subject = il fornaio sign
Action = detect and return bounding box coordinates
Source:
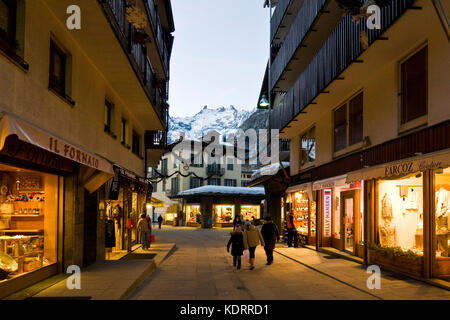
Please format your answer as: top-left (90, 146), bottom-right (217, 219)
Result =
top-left (49, 137), bottom-right (100, 169)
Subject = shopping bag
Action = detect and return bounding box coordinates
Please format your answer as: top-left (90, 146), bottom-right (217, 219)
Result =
top-left (243, 250), bottom-right (249, 263)
top-left (150, 235), bottom-right (155, 243)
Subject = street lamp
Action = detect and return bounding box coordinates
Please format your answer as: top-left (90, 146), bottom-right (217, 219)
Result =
top-left (259, 95), bottom-right (270, 109)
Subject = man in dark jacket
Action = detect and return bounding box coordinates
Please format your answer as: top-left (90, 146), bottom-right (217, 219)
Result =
top-left (260, 216), bottom-right (280, 265)
top-left (157, 215), bottom-right (163, 229)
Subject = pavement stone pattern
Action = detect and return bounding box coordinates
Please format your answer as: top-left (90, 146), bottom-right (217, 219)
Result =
top-left (129, 226), bottom-right (450, 300)
top-left (33, 243), bottom-right (174, 300)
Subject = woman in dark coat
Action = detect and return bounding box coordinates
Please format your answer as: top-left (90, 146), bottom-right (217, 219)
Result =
top-left (227, 225), bottom-right (245, 271)
top-left (233, 215), bottom-right (243, 228)
top-left (260, 216), bottom-right (280, 265)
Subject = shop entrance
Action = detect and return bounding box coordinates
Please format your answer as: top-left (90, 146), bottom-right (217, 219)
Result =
top-left (83, 190), bottom-right (98, 267)
top-left (341, 190), bottom-right (361, 256)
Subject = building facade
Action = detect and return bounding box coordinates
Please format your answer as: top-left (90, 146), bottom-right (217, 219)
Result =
top-left (150, 141), bottom-right (256, 225)
top-left (0, 0), bottom-right (174, 298)
top-left (259, 0), bottom-right (450, 280)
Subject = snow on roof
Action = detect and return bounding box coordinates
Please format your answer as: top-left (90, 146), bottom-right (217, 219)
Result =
top-left (251, 162), bottom-right (290, 181)
top-left (178, 186), bottom-right (265, 197)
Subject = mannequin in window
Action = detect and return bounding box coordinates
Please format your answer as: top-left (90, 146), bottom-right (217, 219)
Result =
top-left (380, 193), bottom-right (397, 247)
top-left (436, 202), bottom-right (449, 257)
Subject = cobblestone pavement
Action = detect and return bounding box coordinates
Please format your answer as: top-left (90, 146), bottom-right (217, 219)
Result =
top-left (128, 226), bottom-right (450, 300)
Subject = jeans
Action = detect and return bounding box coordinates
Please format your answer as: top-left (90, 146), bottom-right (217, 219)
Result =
top-left (141, 231), bottom-right (150, 250)
top-left (287, 229), bottom-right (298, 247)
top-left (264, 247), bottom-right (273, 263)
top-left (248, 247), bottom-right (256, 259)
top-left (233, 255), bottom-right (242, 268)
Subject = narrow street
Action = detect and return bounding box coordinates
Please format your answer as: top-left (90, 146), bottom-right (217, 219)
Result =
top-left (128, 226), bottom-right (450, 300)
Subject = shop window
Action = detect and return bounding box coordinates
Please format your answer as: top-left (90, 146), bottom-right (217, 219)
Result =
top-left (0, 164), bottom-right (60, 282)
top-left (214, 205), bottom-right (234, 223)
top-left (334, 92), bottom-right (364, 152)
top-left (400, 46), bottom-right (427, 125)
top-left (120, 118), bottom-right (130, 148)
top-left (434, 167), bottom-right (450, 279)
top-left (104, 100), bottom-right (114, 134)
top-left (300, 126), bottom-right (316, 166)
top-left (132, 130), bottom-right (141, 156)
top-left (49, 40), bottom-right (73, 104)
top-left (241, 205), bottom-right (260, 221)
top-left (377, 173), bottom-right (424, 255)
top-left (185, 204), bottom-right (201, 223)
top-left (224, 179), bottom-right (237, 187)
top-left (292, 191), bottom-right (310, 236)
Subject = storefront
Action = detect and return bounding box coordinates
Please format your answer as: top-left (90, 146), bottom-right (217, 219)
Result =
top-left (185, 204), bottom-right (201, 227)
top-left (214, 204), bottom-right (235, 226)
top-left (314, 175), bottom-right (364, 258)
top-left (241, 205), bottom-right (261, 221)
top-left (164, 204), bottom-right (179, 226)
top-left (346, 149), bottom-right (450, 279)
top-left (0, 112), bottom-right (114, 298)
top-left (104, 166), bottom-right (148, 260)
top-left (285, 183), bottom-right (316, 246)
top-left (178, 186), bottom-right (266, 229)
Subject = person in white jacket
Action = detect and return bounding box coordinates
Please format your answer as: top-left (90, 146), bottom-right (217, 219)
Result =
top-left (243, 221), bottom-right (265, 270)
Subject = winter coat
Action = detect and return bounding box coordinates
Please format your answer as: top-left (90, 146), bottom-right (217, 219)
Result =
top-left (137, 218), bottom-right (150, 233)
top-left (243, 225), bottom-right (265, 249)
top-left (227, 231), bottom-right (244, 256)
top-left (261, 221), bottom-right (280, 250)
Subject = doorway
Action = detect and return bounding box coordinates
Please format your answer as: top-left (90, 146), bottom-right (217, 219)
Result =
top-left (340, 190), bottom-right (361, 257)
top-left (83, 190), bottom-right (98, 267)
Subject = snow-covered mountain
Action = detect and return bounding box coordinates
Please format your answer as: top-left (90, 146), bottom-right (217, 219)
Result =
top-left (168, 105), bottom-right (255, 143)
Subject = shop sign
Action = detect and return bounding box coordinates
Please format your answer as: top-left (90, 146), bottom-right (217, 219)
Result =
top-left (108, 166), bottom-right (121, 200)
top-left (0, 135), bottom-right (73, 172)
top-left (384, 162), bottom-right (414, 176)
top-left (323, 189), bottom-right (332, 238)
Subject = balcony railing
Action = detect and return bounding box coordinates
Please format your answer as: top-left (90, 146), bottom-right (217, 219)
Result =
top-left (145, 130), bottom-right (168, 149)
top-left (280, 139), bottom-right (290, 152)
top-left (270, 0), bottom-right (417, 131)
top-left (206, 165), bottom-right (225, 176)
top-left (270, 0), bottom-right (328, 91)
top-left (103, 0), bottom-right (169, 129)
top-left (146, 0), bottom-right (170, 75)
top-left (270, 0), bottom-right (291, 43)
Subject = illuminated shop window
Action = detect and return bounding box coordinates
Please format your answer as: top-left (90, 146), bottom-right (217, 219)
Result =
top-left (0, 164), bottom-right (60, 281)
top-left (377, 172), bottom-right (424, 255)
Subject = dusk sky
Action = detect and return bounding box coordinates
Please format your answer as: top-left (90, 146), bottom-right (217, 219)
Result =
top-left (169, 0), bottom-right (270, 117)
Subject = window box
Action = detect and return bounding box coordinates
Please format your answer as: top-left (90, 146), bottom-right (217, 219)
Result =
top-left (368, 246), bottom-right (423, 277)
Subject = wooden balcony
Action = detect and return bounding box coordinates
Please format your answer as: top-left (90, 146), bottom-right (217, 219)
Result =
top-left (269, 0), bottom-right (345, 93)
top-left (270, 0), bottom-right (417, 131)
top-left (270, 0), bottom-right (304, 46)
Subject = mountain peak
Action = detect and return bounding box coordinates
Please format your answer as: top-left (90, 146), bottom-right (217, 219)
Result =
top-left (168, 106), bottom-right (254, 143)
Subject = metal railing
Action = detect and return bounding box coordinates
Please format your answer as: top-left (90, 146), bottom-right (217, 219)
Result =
top-left (270, 0), bottom-right (416, 130)
top-left (206, 165), bottom-right (225, 176)
top-left (145, 130), bottom-right (168, 149)
top-left (103, 0), bottom-right (169, 128)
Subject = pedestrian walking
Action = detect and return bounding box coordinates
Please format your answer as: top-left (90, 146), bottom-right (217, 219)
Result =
top-left (260, 216), bottom-right (279, 265)
top-left (233, 215), bottom-right (243, 228)
top-left (227, 225), bottom-right (245, 271)
top-left (137, 213), bottom-right (151, 250)
top-left (286, 211), bottom-right (298, 247)
top-left (243, 221), bottom-right (265, 270)
top-left (158, 215), bottom-right (163, 229)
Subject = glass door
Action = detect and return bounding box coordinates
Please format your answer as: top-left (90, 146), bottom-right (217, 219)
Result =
top-left (341, 191), bottom-right (356, 254)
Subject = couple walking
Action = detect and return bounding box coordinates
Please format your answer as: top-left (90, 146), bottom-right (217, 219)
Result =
top-left (227, 217), bottom-right (280, 271)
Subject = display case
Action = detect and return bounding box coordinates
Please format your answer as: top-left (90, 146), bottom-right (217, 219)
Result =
top-left (293, 191), bottom-right (309, 235)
